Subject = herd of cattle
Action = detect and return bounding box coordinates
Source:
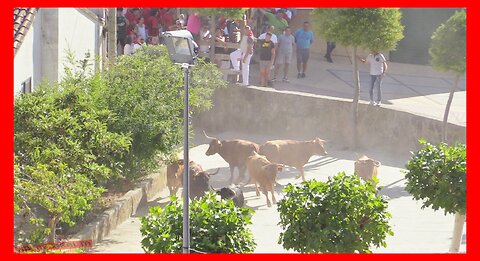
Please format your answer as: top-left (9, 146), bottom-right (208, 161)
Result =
top-left (166, 131), bottom-right (380, 208)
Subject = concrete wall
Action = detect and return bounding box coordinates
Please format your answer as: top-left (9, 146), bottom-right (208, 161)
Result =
top-left (58, 8), bottom-right (97, 81)
top-left (14, 20), bottom-right (35, 95)
top-left (73, 167), bottom-right (167, 245)
top-left (193, 86), bottom-right (465, 154)
top-left (15, 8), bottom-right (99, 96)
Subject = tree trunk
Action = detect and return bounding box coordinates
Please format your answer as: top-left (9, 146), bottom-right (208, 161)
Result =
top-left (449, 212), bottom-right (465, 252)
top-left (107, 8), bottom-right (116, 65)
top-left (47, 214), bottom-right (58, 243)
top-left (351, 46), bottom-right (360, 150)
top-left (442, 74), bottom-right (460, 143)
top-left (209, 16), bottom-right (216, 63)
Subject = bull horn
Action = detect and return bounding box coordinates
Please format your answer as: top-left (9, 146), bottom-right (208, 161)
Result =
top-left (203, 130), bottom-right (216, 140)
top-left (207, 168), bottom-right (220, 176)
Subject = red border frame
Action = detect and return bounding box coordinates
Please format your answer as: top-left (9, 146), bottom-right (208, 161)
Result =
top-left (3, 0), bottom-right (478, 260)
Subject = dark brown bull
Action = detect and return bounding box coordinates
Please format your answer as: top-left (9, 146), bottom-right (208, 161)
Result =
top-left (216, 185), bottom-right (245, 207)
top-left (167, 159), bottom-right (219, 199)
top-left (259, 138), bottom-right (327, 181)
top-left (204, 131), bottom-right (260, 184)
top-left (188, 161), bottom-right (219, 199)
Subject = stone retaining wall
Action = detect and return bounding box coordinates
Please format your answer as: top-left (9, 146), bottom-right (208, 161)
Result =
top-left (72, 167), bottom-right (166, 245)
top-left (193, 86), bottom-right (465, 153)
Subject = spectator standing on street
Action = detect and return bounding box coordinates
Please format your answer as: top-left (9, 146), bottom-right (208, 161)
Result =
top-left (259, 33), bottom-right (275, 87)
top-left (123, 35), bottom-right (133, 55)
top-left (230, 26), bottom-right (255, 86)
top-left (178, 13), bottom-right (186, 28)
top-left (117, 8), bottom-right (129, 55)
top-left (135, 17), bottom-right (147, 41)
top-left (324, 41), bottom-right (336, 63)
top-left (147, 9), bottom-right (160, 39)
top-left (133, 36), bottom-right (146, 53)
top-left (274, 26), bottom-right (295, 82)
top-left (260, 9), bottom-right (288, 37)
top-left (258, 25), bottom-right (278, 45)
top-left (187, 11), bottom-right (202, 44)
top-left (125, 8), bottom-right (140, 35)
top-left (294, 21), bottom-right (314, 78)
top-left (214, 28), bottom-right (228, 54)
top-left (358, 51), bottom-right (388, 106)
top-left (160, 8), bottom-right (175, 32)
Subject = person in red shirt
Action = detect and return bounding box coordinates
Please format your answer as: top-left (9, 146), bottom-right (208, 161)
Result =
top-left (125, 8), bottom-right (140, 25)
top-left (218, 15), bottom-right (227, 31)
top-left (147, 9), bottom-right (160, 37)
top-left (160, 8), bottom-right (175, 32)
top-left (125, 8), bottom-right (140, 35)
top-left (142, 8), bottom-right (151, 21)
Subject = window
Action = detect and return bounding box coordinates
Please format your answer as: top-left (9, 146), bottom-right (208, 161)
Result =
top-left (21, 77), bottom-right (32, 94)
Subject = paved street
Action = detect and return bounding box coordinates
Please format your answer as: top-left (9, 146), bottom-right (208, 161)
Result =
top-left (91, 38), bottom-right (467, 255)
top-left (91, 131), bottom-right (466, 253)
top-left (249, 53), bottom-right (466, 126)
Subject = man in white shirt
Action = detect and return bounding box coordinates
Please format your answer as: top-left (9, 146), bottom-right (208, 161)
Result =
top-left (359, 51), bottom-right (388, 106)
top-left (229, 26), bottom-right (255, 86)
top-left (258, 25), bottom-right (278, 45)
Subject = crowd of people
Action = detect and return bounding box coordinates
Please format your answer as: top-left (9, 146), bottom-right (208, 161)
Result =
top-left (117, 8), bottom-right (329, 85)
top-left (116, 8), bottom-right (185, 55)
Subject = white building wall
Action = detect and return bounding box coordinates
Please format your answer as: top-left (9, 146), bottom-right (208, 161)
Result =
top-left (57, 8), bottom-right (96, 81)
top-left (13, 23), bottom-right (35, 96)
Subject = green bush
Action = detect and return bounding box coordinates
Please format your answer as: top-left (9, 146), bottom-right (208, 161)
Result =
top-left (140, 192), bottom-right (256, 253)
top-left (14, 83), bottom-right (131, 243)
top-left (405, 140), bottom-right (466, 215)
top-left (97, 45), bottom-right (225, 178)
top-left (278, 173), bottom-right (393, 253)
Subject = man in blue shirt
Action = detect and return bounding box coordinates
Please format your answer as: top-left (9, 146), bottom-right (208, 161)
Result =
top-left (294, 21), bottom-right (314, 78)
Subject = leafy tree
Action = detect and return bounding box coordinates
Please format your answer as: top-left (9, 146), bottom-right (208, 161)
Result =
top-left (97, 45), bottom-right (225, 179)
top-left (312, 8), bottom-right (404, 149)
top-left (405, 140), bottom-right (466, 252)
top-left (14, 83), bottom-right (131, 243)
top-left (429, 10), bottom-right (466, 142)
top-left (140, 192), bottom-right (256, 253)
top-left (278, 173), bottom-right (393, 253)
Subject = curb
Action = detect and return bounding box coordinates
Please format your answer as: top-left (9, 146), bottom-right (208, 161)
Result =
top-left (72, 166), bottom-right (166, 245)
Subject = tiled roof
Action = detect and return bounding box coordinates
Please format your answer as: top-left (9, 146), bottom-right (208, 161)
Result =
top-left (14, 8), bottom-right (37, 56)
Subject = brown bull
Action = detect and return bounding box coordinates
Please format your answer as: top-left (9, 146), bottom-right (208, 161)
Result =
top-left (247, 151), bottom-right (284, 207)
top-left (259, 138), bottom-right (327, 181)
top-left (166, 159), bottom-right (184, 196)
top-left (204, 131), bottom-right (260, 184)
top-left (354, 155), bottom-right (381, 182)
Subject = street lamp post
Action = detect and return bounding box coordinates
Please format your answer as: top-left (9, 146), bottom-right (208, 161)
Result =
top-left (162, 30), bottom-right (198, 254)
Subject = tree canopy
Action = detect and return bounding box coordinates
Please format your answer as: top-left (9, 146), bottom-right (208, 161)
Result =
top-left (278, 173), bottom-right (393, 253)
top-left (140, 193), bottom-right (256, 253)
top-left (405, 140), bottom-right (466, 215)
top-left (429, 10), bottom-right (466, 75)
top-left (190, 8), bottom-right (248, 20)
top-left (312, 8), bottom-right (404, 51)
